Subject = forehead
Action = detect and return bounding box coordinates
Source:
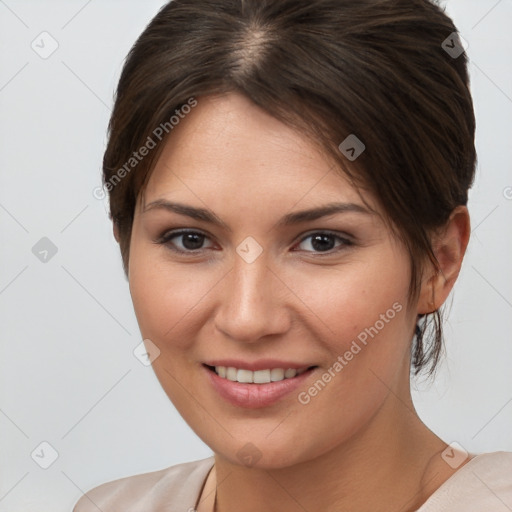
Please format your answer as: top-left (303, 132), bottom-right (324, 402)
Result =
top-left (142, 92), bottom-right (375, 213)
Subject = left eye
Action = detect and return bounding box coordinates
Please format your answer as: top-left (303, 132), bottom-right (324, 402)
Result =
top-left (295, 232), bottom-right (351, 253)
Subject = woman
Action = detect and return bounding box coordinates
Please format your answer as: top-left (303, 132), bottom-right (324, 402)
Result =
top-left (74, 0), bottom-right (512, 510)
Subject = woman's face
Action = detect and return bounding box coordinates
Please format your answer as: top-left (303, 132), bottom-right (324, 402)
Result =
top-left (128, 92), bottom-right (418, 468)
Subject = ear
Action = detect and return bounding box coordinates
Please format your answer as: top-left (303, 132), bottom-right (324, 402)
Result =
top-left (417, 206), bottom-right (470, 314)
top-left (113, 222), bottom-right (121, 244)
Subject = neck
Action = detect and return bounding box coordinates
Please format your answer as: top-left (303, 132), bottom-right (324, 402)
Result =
top-left (211, 391), bottom-right (454, 512)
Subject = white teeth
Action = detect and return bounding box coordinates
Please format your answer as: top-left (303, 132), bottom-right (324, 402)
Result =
top-left (214, 366), bottom-right (309, 383)
top-left (284, 368), bottom-right (297, 379)
top-left (226, 367), bottom-right (237, 381)
top-left (270, 368), bottom-right (285, 381)
top-left (254, 369), bottom-right (271, 383)
top-left (237, 369), bottom-right (253, 383)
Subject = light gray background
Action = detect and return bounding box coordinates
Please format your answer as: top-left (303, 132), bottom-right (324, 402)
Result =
top-left (0, 0), bottom-right (511, 510)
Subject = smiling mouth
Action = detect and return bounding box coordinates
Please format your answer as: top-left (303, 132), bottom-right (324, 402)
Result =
top-left (204, 364), bottom-right (317, 384)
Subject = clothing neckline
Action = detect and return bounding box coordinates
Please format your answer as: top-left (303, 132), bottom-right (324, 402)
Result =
top-left (414, 452), bottom-right (494, 510)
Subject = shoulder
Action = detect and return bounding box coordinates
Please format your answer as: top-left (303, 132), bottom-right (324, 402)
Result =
top-left (418, 451), bottom-right (512, 511)
top-left (72, 456), bottom-right (215, 512)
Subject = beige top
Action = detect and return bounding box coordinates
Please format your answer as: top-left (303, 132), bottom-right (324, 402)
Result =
top-left (73, 451), bottom-right (512, 511)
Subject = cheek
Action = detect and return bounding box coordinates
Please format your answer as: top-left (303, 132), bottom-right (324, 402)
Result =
top-left (288, 263), bottom-right (411, 446)
top-left (128, 239), bottom-right (215, 348)
top-left (283, 253), bottom-right (414, 425)
top-left (284, 253), bottom-right (411, 352)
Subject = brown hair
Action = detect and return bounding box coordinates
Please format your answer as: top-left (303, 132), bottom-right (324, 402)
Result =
top-left (102, 0), bottom-right (476, 375)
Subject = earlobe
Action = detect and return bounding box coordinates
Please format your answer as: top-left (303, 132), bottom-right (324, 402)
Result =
top-left (417, 206), bottom-right (470, 314)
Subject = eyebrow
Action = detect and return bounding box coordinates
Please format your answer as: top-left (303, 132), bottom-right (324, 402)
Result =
top-left (278, 202), bottom-right (371, 225)
top-left (142, 199), bottom-right (372, 229)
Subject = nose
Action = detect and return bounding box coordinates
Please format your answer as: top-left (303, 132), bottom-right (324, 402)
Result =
top-left (214, 254), bottom-right (291, 344)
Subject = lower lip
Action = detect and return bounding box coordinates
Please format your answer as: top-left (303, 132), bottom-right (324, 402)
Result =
top-left (204, 365), bottom-right (316, 409)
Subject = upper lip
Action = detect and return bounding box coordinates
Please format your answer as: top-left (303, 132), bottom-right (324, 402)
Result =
top-left (203, 359), bottom-right (316, 371)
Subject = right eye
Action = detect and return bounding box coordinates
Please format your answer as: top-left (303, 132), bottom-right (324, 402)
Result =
top-left (156, 229), bottom-right (215, 254)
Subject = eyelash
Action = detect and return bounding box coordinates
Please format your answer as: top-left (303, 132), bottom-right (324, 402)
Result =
top-left (155, 229), bottom-right (354, 256)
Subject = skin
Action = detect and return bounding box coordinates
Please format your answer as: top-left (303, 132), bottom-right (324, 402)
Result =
top-left (121, 91), bottom-right (471, 512)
